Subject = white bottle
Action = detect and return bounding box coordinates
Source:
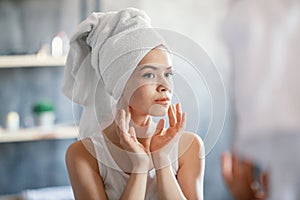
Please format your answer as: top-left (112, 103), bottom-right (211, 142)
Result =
top-left (6, 112), bottom-right (20, 131)
top-left (51, 34), bottom-right (63, 57)
top-left (51, 32), bottom-right (69, 57)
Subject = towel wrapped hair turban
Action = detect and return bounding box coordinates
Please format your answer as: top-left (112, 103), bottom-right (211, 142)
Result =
top-left (62, 7), bottom-right (167, 138)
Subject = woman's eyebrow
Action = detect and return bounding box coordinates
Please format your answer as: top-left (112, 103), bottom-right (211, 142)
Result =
top-left (139, 65), bottom-right (172, 71)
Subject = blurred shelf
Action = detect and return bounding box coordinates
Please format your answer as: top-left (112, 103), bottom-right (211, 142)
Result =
top-left (0, 125), bottom-right (78, 143)
top-left (0, 54), bottom-right (67, 68)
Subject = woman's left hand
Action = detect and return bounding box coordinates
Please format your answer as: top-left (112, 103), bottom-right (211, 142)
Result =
top-left (150, 103), bottom-right (186, 169)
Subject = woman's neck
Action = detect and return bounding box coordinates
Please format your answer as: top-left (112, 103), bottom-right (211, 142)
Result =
top-left (103, 115), bottom-right (153, 151)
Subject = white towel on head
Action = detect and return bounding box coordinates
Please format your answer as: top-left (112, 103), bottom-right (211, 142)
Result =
top-left (62, 8), bottom-right (166, 137)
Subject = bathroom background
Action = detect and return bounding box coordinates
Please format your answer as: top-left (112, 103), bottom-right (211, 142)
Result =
top-left (0, 0), bottom-right (233, 199)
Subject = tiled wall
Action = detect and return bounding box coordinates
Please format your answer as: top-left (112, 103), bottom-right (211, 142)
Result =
top-left (0, 0), bottom-right (83, 195)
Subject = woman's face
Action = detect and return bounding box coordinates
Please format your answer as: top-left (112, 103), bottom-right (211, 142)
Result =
top-left (122, 47), bottom-right (173, 117)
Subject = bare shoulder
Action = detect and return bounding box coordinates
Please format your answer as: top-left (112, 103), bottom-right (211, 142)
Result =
top-left (178, 132), bottom-right (205, 162)
top-left (65, 138), bottom-right (99, 173)
top-left (66, 139), bottom-right (107, 199)
top-left (177, 132), bottom-right (205, 200)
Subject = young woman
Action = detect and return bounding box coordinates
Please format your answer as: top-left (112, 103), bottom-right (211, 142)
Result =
top-left (63, 8), bottom-right (204, 200)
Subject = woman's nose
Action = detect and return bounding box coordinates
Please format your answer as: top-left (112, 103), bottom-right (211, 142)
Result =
top-left (156, 78), bottom-right (173, 93)
top-left (157, 84), bottom-right (168, 92)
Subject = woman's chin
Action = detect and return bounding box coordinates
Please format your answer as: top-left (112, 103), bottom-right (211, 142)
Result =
top-left (148, 104), bottom-right (168, 116)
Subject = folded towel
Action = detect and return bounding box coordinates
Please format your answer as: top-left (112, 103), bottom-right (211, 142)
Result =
top-left (22, 186), bottom-right (73, 200)
top-left (62, 8), bottom-right (166, 137)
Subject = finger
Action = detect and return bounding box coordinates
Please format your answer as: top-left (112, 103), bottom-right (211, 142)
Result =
top-left (180, 112), bottom-right (187, 131)
top-left (129, 126), bottom-right (138, 143)
top-left (125, 109), bottom-right (131, 131)
top-left (115, 109), bottom-right (122, 133)
top-left (120, 133), bottom-right (131, 149)
top-left (118, 128), bottom-right (131, 145)
top-left (181, 112), bottom-right (187, 130)
top-left (167, 105), bottom-right (171, 123)
top-left (120, 109), bottom-right (127, 133)
top-left (115, 110), bottom-right (130, 144)
top-left (128, 126), bottom-right (135, 137)
top-left (120, 109), bottom-right (125, 132)
top-left (120, 113), bottom-right (131, 142)
top-left (168, 104), bottom-right (176, 127)
top-left (175, 103), bottom-right (182, 129)
top-left (154, 119), bottom-right (165, 136)
top-left (172, 104), bottom-right (177, 123)
top-left (221, 152), bottom-right (233, 186)
top-left (168, 112), bottom-right (185, 138)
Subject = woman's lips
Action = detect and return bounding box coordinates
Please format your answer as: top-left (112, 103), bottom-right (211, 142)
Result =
top-left (154, 99), bottom-right (170, 106)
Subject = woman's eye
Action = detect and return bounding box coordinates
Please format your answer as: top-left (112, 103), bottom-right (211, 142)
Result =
top-left (143, 73), bottom-right (155, 78)
top-left (165, 72), bottom-right (173, 78)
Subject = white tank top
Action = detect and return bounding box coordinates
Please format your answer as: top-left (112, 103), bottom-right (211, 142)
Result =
top-left (90, 134), bottom-right (179, 200)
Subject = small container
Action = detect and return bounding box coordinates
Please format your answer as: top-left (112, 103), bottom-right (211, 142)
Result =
top-left (51, 35), bottom-right (63, 57)
top-left (33, 101), bottom-right (55, 129)
top-left (6, 111), bottom-right (20, 131)
top-left (51, 31), bottom-right (69, 57)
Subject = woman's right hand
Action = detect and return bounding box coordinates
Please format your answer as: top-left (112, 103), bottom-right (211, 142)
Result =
top-left (115, 109), bottom-right (151, 173)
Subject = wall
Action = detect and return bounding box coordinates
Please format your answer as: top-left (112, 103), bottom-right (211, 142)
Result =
top-left (0, 138), bottom-right (76, 195)
top-left (0, 0), bottom-right (82, 127)
top-left (0, 0), bottom-right (80, 55)
top-left (0, 67), bottom-right (81, 128)
top-left (0, 0), bottom-right (82, 195)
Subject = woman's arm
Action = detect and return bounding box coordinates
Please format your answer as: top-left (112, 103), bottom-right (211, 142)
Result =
top-left (177, 133), bottom-right (205, 200)
top-left (155, 165), bottom-right (187, 200)
top-left (154, 133), bottom-right (204, 200)
top-left (117, 109), bottom-right (150, 199)
top-left (151, 104), bottom-right (205, 199)
top-left (65, 137), bottom-right (149, 200)
top-left (119, 173), bottom-right (148, 199)
top-left (65, 139), bottom-right (108, 200)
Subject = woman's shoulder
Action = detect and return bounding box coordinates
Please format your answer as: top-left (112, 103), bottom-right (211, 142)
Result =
top-left (178, 132), bottom-right (205, 161)
top-left (180, 131), bottom-right (204, 148)
top-left (65, 138), bottom-right (99, 172)
top-left (65, 139), bottom-right (107, 199)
